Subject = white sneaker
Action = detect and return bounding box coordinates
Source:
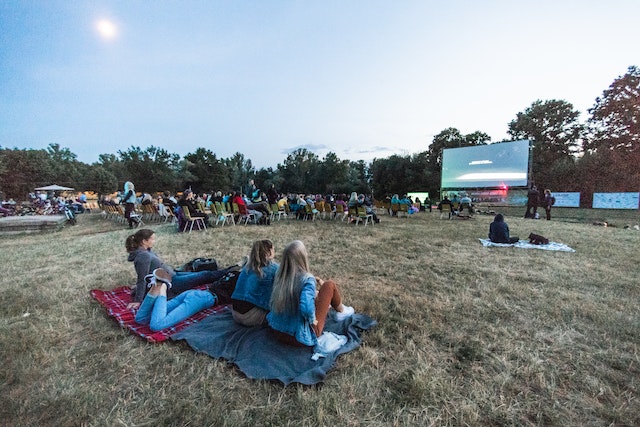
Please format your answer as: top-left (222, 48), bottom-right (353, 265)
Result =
top-left (334, 305), bottom-right (355, 321)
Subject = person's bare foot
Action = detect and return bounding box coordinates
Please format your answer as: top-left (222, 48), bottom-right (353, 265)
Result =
top-left (148, 282), bottom-right (167, 297)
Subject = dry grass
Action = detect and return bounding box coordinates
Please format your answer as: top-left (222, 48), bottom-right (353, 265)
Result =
top-left (1, 209), bottom-right (639, 426)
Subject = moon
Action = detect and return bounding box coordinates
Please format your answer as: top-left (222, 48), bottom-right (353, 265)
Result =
top-left (96, 19), bottom-right (117, 40)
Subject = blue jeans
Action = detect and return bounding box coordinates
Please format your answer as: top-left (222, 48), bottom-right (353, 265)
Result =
top-left (135, 290), bottom-right (216, 331)
top-left (171, 268), bottom-right (233, 294)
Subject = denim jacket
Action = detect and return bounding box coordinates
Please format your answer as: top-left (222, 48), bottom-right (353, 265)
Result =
top-left (267, 274), bottom-right (317, 346)
top-left (231, 262), bottom-right (279, 310)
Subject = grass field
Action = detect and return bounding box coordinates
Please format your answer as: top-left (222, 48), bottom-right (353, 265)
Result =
top-left (1, 208), bottom-right (639, 426)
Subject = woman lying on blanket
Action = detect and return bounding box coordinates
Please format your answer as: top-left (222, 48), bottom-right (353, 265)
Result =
top-left (267, 240), bottom-right (354, 347)
top-left (231, 239), bottom-right (279, 327)
top-left (125, 229), bottom-right (234, 310)
top-left (134, 268), bottom-right (222, 331)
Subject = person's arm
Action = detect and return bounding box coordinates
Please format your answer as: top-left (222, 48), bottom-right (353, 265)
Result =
top-left (299, 277), bottom-right (317, 326)
top-left (132, 252), bottom-right (152, 304)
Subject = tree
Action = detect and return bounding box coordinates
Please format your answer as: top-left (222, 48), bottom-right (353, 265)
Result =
top-left (183, 148), bottom-right (229, 194)
top-left (223, 152), bottom-right (254, 194)
top-left (318, 152), bottom-right (350, 195)
top-left (0, 148), bottom-right (53, 198)
top-left (118, 146), bottom-right (180, 193)
top-left (423, 128), bottom-right (488, 198)
top-left (276, 149), bottom-right (320, 193)
top-left (587, 65), bottom-right (640, 153)
top-left (83, 165), bottom-right (118, 197)
top-left (508, 100), bottom-right (583, 188)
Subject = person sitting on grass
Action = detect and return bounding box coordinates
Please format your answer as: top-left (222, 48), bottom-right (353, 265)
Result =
top-left (134, 268), bottom-right (219, 331)
top-left (267, 240), bottom-right (354, 347)
top-left (488, 213), bottom-right (519, 244)
top-left (231, 239), bottom-right (279, 327)
top-left (125, 229), bottom-right (234, 310)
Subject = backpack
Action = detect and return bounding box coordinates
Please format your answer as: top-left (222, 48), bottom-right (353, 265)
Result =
top-left (176, 257), bottom-right (218, 272)
top-left (550, 196), bottom-right (556, 206)
top-left (208, 265), bottom-right (242, 304)
top-left (528, 233), bottom-right (549, 245)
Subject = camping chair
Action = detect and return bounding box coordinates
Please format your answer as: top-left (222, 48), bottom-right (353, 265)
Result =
top-left (214, 202), bottom-right (235, 226)
top-left (323, 201), bottom-right (334, 219)
top-left (391, 203), bottom-right (400, 217)
top-left (439, 204), bottom-right (452, 219)
top-left (355, 206), bottom-right (373, 226)
top-left (334, 204), bottom-right (347, 221)
top-left (303, 204), bottom-right (318, 221)
top-left (347, 206), bottom-right (358, 223)
top-left (180, 207), bottom-right (206, 233)
top-left (232, 203), bottom-right (256, 225)
top-left (398, 203), bottom-right (409, 218)
top-left (269, 203), bottom-right (285, 221)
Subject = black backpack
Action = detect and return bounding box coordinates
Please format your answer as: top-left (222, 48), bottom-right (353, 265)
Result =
top-left (208, 265), bottom-right (242, 304)
top-left (176, 257), bottom-right (218, 272)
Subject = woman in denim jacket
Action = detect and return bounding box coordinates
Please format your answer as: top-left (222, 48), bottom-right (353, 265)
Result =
top-left (267, 240), bottom-right (354, 347)
top-left (231, 240), bottom-right (279, 327)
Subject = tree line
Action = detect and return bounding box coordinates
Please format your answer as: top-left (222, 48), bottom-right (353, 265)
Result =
top-left (1, 66), bottom-right (638, 206)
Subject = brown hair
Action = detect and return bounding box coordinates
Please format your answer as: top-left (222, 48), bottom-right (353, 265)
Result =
top-left (125, 229), bottom-right (154, 252)
top-left (247, 239), bottom-right (274, 278)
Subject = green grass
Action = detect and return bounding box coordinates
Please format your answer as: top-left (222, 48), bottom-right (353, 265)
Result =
top-left (1, 210), bottom-right (639, 426)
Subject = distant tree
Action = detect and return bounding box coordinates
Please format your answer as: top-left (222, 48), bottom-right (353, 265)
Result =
top-left (0, 148), bottom-right (53, 198)
top-left (223, 152), bottom-right (254, 194)
top-left (118, 146), bottom-right (180, 193)
top-left (345, 160), bottom-right (370, 195)
top-left (276, 148), bottom-right (320, 193)
top-left (46, 143), bottom-right (82, 187)
top-left (83, 165), bottom-right (118, 197)
top-left (423, 127), bottom-right (488, 198)
top-left (317, 152), bottom-right (350, 195)
top-left (370, 154), bottom-right (412, 198)
top-left (586, 65), bottom-right (640, 153)
top-left (508, 99), bottom-right (583, 187)
top-left (183, 148), bottom-right (229, 194)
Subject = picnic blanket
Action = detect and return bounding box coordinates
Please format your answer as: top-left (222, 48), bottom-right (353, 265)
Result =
top-left (171, 310), bottom-right (377, 385)
top-left (90, 286), bottom-right (228, 343)
top-left (479, 238), bottom-right (575, 252)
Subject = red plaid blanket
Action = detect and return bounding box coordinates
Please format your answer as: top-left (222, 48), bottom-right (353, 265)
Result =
top-left (90, 286), bottom-right (229, 343)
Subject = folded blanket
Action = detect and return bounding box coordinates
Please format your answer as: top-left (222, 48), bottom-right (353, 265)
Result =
top-left (479, 238), bottom-right (575, 252)
top-left (171, 310), bottom-right (377, 385)
top-left (90, 286), bottom-right (228, 343)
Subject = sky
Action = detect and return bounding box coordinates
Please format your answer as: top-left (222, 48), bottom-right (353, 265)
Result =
top-left (1, 1), bottom-right (639, 169)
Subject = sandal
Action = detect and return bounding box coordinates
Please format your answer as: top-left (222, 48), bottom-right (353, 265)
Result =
top-left (152, 268), bottom-right (173, 289)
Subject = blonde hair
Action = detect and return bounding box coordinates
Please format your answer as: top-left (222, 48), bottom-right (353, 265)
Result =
top-left (270, 240), bottom-right (311, 314)
top-left (246, 239), bottom-right (274, 278)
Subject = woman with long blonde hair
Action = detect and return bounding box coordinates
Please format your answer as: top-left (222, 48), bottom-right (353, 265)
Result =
top-left (267, 240), bottom-right (354, 347)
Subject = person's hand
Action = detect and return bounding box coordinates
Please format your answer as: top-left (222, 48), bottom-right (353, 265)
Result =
top-left (315, 277), bottom-right (324, 287)
top-left (127, 302), bottom-right (140, 310)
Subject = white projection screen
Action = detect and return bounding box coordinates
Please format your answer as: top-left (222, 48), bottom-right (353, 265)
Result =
top-left (441, 140), bottom-right (530, 189)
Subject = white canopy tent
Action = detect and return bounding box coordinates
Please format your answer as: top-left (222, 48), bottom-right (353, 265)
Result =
top-left (34, 185), bottom-right (75, 191)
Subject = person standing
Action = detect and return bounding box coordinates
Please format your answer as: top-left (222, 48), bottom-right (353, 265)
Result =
top-left (123, 181), bottom-right (138, 229)
top-left (524, 185), bottom-right (539, 219)
top-left (542, 189), bottom-right (554, 220)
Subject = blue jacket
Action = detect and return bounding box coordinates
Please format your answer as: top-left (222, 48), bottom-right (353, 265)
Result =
top-left (267, 274), bottom-right (318, 346)
top-left (231, 261), bottom-right (279, 310)
top-left (489, 220), bottom-right (511, 243)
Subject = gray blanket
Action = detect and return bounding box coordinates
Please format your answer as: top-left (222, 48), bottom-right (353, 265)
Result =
top-left (171, 307), bottom-right (377, 385)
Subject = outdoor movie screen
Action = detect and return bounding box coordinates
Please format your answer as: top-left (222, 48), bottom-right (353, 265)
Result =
top-left (441, 139), bottom-right (530, 189)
